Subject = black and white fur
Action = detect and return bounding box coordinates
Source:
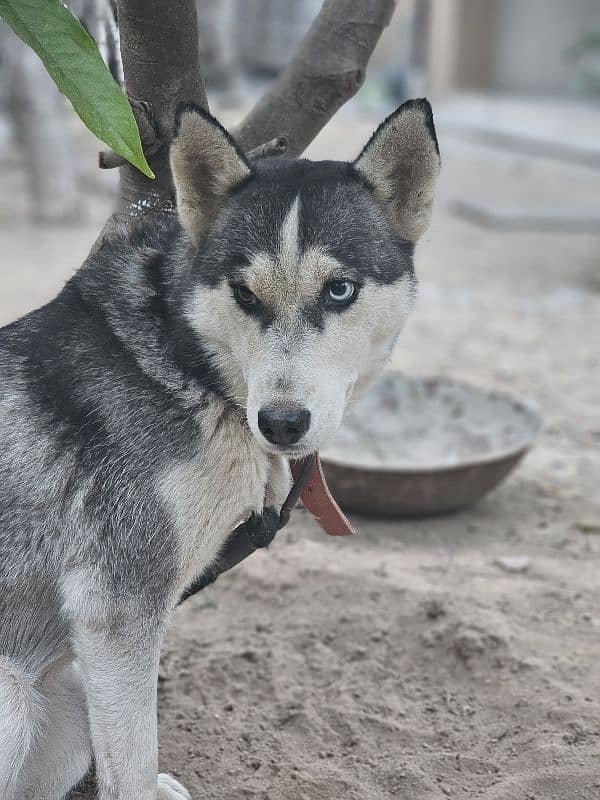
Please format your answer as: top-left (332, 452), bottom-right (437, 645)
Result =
top-left (0, 99), bottom-right (439, 800)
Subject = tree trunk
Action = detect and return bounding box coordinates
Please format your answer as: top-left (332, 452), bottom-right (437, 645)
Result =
top-left (115, 0), bottom-right (208, 209)
top-left (107, 0), bottom-right (396, 212)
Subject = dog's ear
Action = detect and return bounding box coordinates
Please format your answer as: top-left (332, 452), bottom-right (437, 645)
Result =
top-left (354, 98), bottom-right (440, 243)
top-left (170, 104), bottom-right (252, 244)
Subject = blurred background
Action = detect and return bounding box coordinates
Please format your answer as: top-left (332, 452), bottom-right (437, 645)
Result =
top-left (2, 4), bottom-right (600, 797)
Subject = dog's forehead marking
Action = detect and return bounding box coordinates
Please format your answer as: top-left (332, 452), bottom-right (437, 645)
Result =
top-left (243, 194), bottom-right (347, 312)
top-left (279, 195), bottom-right (301, 269)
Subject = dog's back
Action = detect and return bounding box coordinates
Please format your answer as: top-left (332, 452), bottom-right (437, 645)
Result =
top-left (0, 257), bottom-right (182, 659)
top-left (0, 223), bottom-right (271, 797)
top-left (0, 241), bottom-right (198, 796)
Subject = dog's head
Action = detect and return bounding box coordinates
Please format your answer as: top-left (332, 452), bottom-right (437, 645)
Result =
top-left (170, 101), bottom-right (439, 456)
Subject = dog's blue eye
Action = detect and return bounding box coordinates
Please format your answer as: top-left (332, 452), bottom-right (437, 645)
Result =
top-left (233, 284), bottom-right (257, 307)
top-left (326, 280), bottom-right (357, 306)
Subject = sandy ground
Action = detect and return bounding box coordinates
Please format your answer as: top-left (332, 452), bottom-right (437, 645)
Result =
top-left (1, 105), bottom-right (600, 799)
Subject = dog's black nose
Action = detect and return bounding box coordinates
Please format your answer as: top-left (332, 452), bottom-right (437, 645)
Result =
top-left (258, 403), bottom-right (311, 447)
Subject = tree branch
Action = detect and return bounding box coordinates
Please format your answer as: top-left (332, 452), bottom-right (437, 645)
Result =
top-left (114, 0), bottom-right (208, 208)
top-left (234, 0), bottom-right (397, 156)
top-left (98, 98), bottom-right (161, 170)
top-left (246, 135), bottom-right (288, 160)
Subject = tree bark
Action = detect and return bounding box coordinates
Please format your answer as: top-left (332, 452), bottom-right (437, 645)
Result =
top-left (115, 0), bottom-right (208, 208)
top-left (234, 0), bottom-right (397, 155)
top-left (107, 0), bottom-right (396, 208)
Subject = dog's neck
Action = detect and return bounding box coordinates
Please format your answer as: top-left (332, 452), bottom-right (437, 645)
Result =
top-left (74, 217), bottom-right (242, 418)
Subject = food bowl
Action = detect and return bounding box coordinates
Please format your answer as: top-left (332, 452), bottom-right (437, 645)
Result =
top-left (320, 374), bottom-right (541, 518)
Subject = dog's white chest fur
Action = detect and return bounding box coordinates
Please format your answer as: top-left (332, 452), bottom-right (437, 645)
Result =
top-left (159, 405), bottom-right (270, 589)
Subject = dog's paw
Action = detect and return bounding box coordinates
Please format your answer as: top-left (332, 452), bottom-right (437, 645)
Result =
top-left (157, 773), bottom-right (192, 800)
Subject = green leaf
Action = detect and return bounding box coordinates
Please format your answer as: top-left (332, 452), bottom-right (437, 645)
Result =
top-left (0, 0), bottom-right (154, 178)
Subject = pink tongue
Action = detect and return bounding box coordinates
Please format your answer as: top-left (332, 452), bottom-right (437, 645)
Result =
top-left (290, 453), bottom-right (355, 536)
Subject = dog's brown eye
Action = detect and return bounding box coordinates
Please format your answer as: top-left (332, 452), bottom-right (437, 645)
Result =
top-left (233, 284), bottom-right (257, 307)
top-left (326, 280), bottom-right (357, 306)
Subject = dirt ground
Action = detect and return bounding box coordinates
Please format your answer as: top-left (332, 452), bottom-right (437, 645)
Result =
top-left (1, 104), bottom-right (599, 799)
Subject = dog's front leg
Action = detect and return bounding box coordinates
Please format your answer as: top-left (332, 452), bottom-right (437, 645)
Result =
top-left (70, 607), bottom-right (190, 800)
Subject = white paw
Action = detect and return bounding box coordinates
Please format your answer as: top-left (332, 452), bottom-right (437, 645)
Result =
top-left (157, 773), bottom-right (192, 800)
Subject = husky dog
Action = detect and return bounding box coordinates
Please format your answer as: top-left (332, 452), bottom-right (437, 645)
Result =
top-left (0, 99), bottom-right (439, 799)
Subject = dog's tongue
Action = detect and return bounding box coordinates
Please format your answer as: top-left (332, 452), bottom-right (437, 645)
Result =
top-left (290, 453), bottom-right (355, 536)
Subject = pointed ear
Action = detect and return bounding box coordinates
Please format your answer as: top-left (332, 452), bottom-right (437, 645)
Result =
top-left (354, 98), bottom-right (440, 243)
top-left (170, 104), bottom-right (252, 244)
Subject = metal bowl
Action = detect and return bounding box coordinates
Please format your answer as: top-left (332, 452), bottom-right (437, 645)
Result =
top-left (321, 374), bottom-right (541, 518)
